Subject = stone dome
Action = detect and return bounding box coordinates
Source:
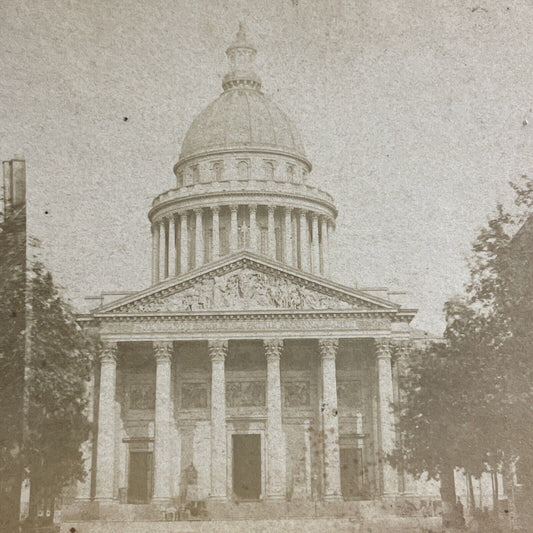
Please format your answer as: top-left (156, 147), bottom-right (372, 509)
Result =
top-left (178, 23), bottom-right (308, 164)
top-left (179, 89), bottom-right (307, 161)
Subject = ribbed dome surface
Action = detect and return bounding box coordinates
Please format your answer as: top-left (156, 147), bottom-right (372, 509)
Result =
top-left (180, 88), bottom-right (306, 160)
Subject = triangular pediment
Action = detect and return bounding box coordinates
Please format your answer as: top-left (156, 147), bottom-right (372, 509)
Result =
top-left (95, 252), bottom-right (401, 315)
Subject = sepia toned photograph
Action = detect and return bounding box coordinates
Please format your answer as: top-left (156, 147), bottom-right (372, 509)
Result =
top-left (1, 1), bottom-right (532, 532)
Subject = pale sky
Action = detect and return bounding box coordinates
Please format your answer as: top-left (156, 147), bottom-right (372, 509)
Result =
top-left (2, 0), bottom-right (532, 334)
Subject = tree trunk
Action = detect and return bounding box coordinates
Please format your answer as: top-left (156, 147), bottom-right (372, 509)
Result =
top-left (467, 472), bottom-right (476, 513)
top-left (502, 462), bottom-right (517, 531)
top-left (440, 464), bottom-right (457, 528)
top-left (27, 478), bottom-right (39, 531)
top-left (492, 470), bottom-right (499, 523)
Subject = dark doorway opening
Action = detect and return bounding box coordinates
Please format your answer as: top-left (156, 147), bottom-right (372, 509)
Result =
top-left (340, 447), bottom-right (363, 499)
top-left (232, 434), bottom-right (261, 500)
top-left (128, 451), bottom-right (152, 503)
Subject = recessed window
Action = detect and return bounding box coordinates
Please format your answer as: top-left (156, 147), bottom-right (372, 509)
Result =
top-left (286, 164), bottom-right (295, 182)
top-left (212, 161), bottom-right (223, 182)
top-left (238, 160), bottom-right (249, 180)
top-left (264, 161), bottom-right (274, 180)
top-left (177, 170), bottom-right (184, 188)
top-left (191, 165), bottom-right (200, 184)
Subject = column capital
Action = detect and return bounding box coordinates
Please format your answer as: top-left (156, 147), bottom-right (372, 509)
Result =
top-left (177, 209), bottom-right (188, 217)
top-left (154, 341), bottom-right (173, 363)
top-left (194, 207), bottom-right (203, 216)
top-left (319, 338), bottom-right (338, 360)
top-left (267, 204), bottom-right (276, 214)
top-left (264, 339), bottom-right (283, 362)
top-left (311, 212), bottom-right (318, 221)
top-left (229, 204), bottom-right (239, 214)
top-left (285, 206), bottom-right (292, 214)
top-left (376, 339), bottom-right (392, 359)
top-left (100, 342), bottom-right (117, 364)
top-left (208, 339), bottom-right (228, 361)
top-left (249, 203), bottom-right (257, 212)
top-left (211, 205), bottom-right (220, 214)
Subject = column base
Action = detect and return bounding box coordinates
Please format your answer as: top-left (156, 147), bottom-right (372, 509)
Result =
top-left (323, 494), bottom-right (343, 502)
top-left (94, 497), bottom-right (114, 503)
top-left (152, 497), bottom-right (172, 504)
top-left (265, 493), bottom-right (286, 501)
top-left (209, 495), bottom-right (227, 503)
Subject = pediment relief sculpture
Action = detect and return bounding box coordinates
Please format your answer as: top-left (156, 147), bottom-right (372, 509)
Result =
top-left (112, 266), bottom-right (372, 313)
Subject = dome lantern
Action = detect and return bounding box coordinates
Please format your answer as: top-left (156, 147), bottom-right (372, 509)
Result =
top-left (222, 22), bottom-right (262, 91)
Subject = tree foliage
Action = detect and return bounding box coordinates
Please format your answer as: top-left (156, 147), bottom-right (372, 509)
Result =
top-left (395, 176), bottom-right (533, 524)
top-left (0, 210), bottom-right (98, 529)
top-left (26, 262), bottom-right (97, 512)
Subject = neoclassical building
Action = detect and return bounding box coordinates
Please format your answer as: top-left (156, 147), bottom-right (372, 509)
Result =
top-left (74, 26), bottom-right (419, 513)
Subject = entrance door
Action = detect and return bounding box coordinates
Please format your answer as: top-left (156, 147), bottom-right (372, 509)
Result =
top-left (232, 434), bottom-right (261, 500)
top-left (340, 447), bottom-right (363, 499)
top-left (128, 451), bottom-right (152, 503)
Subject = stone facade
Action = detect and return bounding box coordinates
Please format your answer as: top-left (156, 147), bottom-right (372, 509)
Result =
top-left (75, 25), bottom-right (420, 512)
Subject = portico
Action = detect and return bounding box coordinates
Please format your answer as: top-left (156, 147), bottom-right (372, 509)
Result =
top-left (85, 253), bottom-right (413, 505)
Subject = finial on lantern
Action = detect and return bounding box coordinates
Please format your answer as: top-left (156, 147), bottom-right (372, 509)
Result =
top-left (222, 23), bottom-right (262, 92)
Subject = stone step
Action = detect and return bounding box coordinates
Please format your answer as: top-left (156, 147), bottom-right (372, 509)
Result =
top-left (60, 517), bottom-right (442, 533)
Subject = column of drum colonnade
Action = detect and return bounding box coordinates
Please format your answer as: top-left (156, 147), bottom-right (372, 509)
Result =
top-left (92, 338), bottom-right (398, 502)
top-left (150, 205), bottom-right (334, 284)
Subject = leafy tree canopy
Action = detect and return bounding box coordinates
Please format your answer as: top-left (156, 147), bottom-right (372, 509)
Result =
top-left (0, 211), bottom-right (99, 527)
top-left (395, 176), bottom-right (533, 522)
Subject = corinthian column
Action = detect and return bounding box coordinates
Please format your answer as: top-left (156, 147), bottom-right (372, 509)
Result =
top-left (249, 204), bottom-right (258, 253)
top-left (283, 207), bottom-right (292, 266)
top-left (377, 340), bottom-right (398, 496)
top-left (212, 206), bottom-right (220, 260)
top-left (95, 342), bottom-right (117, 501)
top-left (320, 216), bottom-right (328, 276)
top-left (264, 339), bottom-right (286, 500)
top-left (195, 208), bottom-right (204, 268)
top-left (319, 339), bottom-right (341, 500)
top-left (168, 215), bottom-right (177, 277)
top-left (152, 342), bottom-right (173, 502)
top-left (152, 222), bottom-right (160, 284)
top-left (299, 210), bottom-right (310, 271)
top-left (159, 219), bottom-right (167, 280)
top-left (229, 206), bottom-right (239, 253)
top-left (179, 211), bottom-right (189, 274)
top-left (311, 214), bottom-right (320, 274)
top-left (209, 340), bottom-right (228, 501)
top-left (267, 205), bottom-right (276, 259)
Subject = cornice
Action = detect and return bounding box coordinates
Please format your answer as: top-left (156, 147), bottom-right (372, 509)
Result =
top-left (174, 146), bottom-right (312, 174)
top-left (91, 309), bottom-right (407, 322)
top-left (148, 185), bottom-right (337, 222)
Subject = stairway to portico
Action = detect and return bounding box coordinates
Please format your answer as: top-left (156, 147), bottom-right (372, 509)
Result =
top-left (60, 516), bottom-right (441, 533)
top-left (60, 499), bottom-right (442, 532)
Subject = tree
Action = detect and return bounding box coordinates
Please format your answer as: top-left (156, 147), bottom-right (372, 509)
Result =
top-left (395, 176), bottom-right (533, 529)
top-left (0, 210), bottom-right (98, 531)
top-left (394, 300), bottom-right (495, 527)
top-left (24, 262), bottom-right (98, 526)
